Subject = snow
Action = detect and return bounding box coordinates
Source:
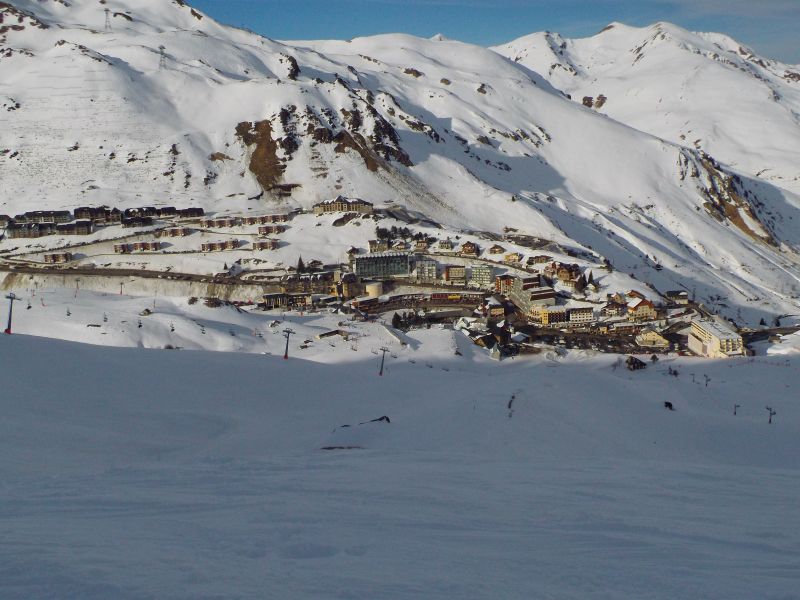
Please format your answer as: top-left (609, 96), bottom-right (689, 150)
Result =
top-left (2, 6), bottom-right (800, 594)
top-left (1, 330), bottom-right (799, 598)
top-left (2, 2), bottom-right (800, 325)
top-left (767, 330), bottom-right (800, 355)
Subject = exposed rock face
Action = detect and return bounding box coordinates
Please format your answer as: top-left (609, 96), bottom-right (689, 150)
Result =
top-left (236, 120), bottom-right (286, 193)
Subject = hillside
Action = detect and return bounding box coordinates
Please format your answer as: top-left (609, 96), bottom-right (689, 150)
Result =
top-left (494, 21), bottom-right (800, 208)
top-left (2, 1), bottom-right (800, 325)
top-left (1, 332), bottom-right (799, 598)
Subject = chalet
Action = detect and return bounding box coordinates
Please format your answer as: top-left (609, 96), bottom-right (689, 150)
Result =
top-left (609, 292), bottom-right (627, 305)
top-left (368, 239), bottom-right (390, 253)
top-left (202, 217), bottom-right (239, 229)
top-left (201, 240), bottom-right (239, 252)
top-left (176, 207), bottom-right (205, 219)
top-left (124, 207), bottom-right (157, 219)
top-left (6, 223), bottom-right (58, 238)
top-left (160, 227), bottom-right (192, 238)
top-left (556, 263), bottom-right (582, 282)
top-left (156, 206), bottom-right (177, 219)
top-left (43, 252), bottom-right (73, 264)
top-left (665, 290), bottom-right (690, 306)
top-left (253, 239), bottom-right (280, 251)
top-left (242, 215), bottom-right (286, 226)
top-left (636, 328), bottom-right (670, 349)
top-left (73, 207), bottom-right (123, 225)
top-left (414, 240), bottom-right (430, 252)
top-left (391, 240), bottom-right (408, 251)
top-left (122, 216), bottom-right (154, 228)
top-left (488, 244), bottom-right (506, 255)
top-left (313, 196), bottom-right (373, 216)
top-left (438, 238), bottom-right (454, 251)
top-left (601, 301), bottom-right (627, 317)
top-left (443, 265), bottom-right (467, 286)
top-left (114, 243), bottom-right (132, 254)
top-left (266, 213), bottom-right (290, 223)
top-left (307, 259), bottom-right (324, 271)
top-left (504, 252), bottom-right (524, 264)
top-left (74, 206), bottom-right (106, 221)
top-left (258, 225), bottom-right (287, 236)
top-left (561, 276), bottom-right (586, 293)
top-left (57, 220), bottom-right (95, 236)
top-left (529, 255), bottom-right (552, 265)
top-left (132, 241), bottom-right (161, 252)
top-left (627, 297), bottom-right (657, 321)
top-left (459, 241), bottom-right (479, 257)
top-left (15, 210), bottom-right (73, 224)
top-left (626, 356), bottom-right (647, 371)
top-left (495, 274), bottom-right (515, 295)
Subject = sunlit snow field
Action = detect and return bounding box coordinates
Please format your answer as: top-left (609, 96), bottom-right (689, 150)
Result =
top-left (1, 319), bottom-right (798, 598)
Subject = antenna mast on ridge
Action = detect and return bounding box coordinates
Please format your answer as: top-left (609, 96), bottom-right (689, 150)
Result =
top-left (104, 8), bottom-right (111, 31)
top-left (159, 45), bottom-right (167, 70)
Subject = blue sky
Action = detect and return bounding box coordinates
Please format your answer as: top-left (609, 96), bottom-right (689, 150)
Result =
top-left (190, 0), bottom-right (800, 64)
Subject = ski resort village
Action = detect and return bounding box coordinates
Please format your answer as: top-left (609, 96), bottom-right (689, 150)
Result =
top-left (2, 0), bottom-right (800, 597)
top-left (1, 195), bottom-right (791, 361)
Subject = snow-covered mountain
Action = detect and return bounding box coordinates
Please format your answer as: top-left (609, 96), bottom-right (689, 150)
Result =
top-left (494, 22), bottom-right (800, 199)
top-left (2, 0), bottom-right (800, 322)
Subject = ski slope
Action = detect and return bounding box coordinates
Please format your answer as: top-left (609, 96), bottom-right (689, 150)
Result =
top-left (1, 333), bottom-right (798, 598)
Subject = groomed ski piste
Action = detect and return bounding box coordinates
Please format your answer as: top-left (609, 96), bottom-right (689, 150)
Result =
top-left (1, 288), bottom-right (799, 599)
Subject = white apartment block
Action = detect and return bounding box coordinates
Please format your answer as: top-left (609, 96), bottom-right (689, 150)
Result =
top-left (688, 318), bottom-right (744, 358)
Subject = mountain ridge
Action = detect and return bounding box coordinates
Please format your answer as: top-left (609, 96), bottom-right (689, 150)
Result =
top-left (2, 0), bottom-right (800, 323)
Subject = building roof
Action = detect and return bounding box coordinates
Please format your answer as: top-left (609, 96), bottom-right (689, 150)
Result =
top-left (693, 318), bottom-right (740, 341)
top-left (355, 251), bottom-right (410, 259)
top-left (316, 195), bottom-right (372, 206)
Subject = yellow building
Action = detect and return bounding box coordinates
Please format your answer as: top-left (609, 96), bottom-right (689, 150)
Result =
top-left (688, 318), bottom-right (744, 358)
top-left (635, 328), bottom-right (670, 349)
